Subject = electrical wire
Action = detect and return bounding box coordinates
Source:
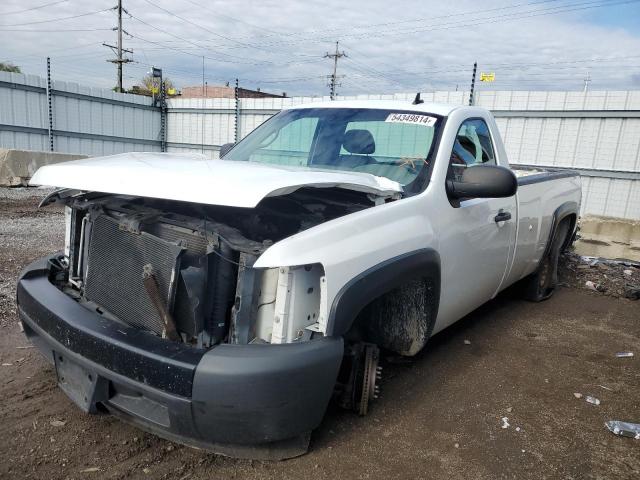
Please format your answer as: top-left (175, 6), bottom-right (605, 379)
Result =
top-left (0, 0), bottom-right (68, 16)
top-left (0, 7), bottom-right (113, 27)
top-left (126, 11), bottom-right (275, 64)
top-left (178, 0), bottom-right (639, 50)
top-left (0, 27), bottom-right (111, 32)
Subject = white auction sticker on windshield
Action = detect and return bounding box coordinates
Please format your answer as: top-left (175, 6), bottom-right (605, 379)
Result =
top-left (385, 113), bottom-right (437, 127)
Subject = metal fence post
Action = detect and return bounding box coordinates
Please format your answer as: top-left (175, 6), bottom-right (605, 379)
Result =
top-left (46, 57), bottom-right (54, 151)
top-left (469, 61), bottom-right (477, 106)
top-left (234, 78), bottom-right (240, 143)
top-left (160, 79), bottom-right (167, 152)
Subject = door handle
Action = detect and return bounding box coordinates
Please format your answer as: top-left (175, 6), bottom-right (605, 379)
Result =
top-left (494, 211), bottom-right (512, 223)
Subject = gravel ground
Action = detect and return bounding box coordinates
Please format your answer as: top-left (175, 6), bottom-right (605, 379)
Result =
top-left (1, 188), bottom-right (639, 480)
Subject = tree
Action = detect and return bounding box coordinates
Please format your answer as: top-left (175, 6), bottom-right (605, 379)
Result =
top-left (0, 62), bottom-right (21, 73)
top-left (129, 74), bottom-right (177, 96)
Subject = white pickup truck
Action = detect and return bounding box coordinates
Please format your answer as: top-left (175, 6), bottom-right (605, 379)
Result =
top-left (18, 99), bottom-right (581, 459)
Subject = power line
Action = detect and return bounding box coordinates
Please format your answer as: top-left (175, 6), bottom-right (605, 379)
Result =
top-left (330, 0), bottom-right (640, 42)
top-left (181, 0), bottom-right (639, 50)
top-left (0, 7), bottom-right (112, 27)
top-left (0, 27), bottom-right (111, 32)
top-left (125, 11), bottom-right (272, 64)
top-left (137, 0), bottom-right (271, 52)
top-left (126, 31), bottom-right (270, 65)
top-left (0, 0), bottom-right (68, 16)
top-left (181, 0), bottom-right (283, 36)
top-left (224, 0), bottom-right (567, 42)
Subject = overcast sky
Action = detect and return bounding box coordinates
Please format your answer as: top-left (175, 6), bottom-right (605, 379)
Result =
top-left (2, 0), bottom-right (640, 96)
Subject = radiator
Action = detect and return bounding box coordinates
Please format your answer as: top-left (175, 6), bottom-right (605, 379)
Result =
top-left (84, 215), bottom-right (184, 334)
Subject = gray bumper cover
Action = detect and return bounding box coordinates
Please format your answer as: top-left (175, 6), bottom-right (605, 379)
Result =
top-left (16, 255), bottom-right (344, 459)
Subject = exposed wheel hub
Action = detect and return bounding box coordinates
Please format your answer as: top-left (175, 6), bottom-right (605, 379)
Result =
top-left (336, 342), bottom-right (381, 415)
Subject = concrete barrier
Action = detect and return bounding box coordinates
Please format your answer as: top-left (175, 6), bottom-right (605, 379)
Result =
top-left (574, 216), bottom-right (640, 262)
top-left (0, 149), bottom-right (87, 187)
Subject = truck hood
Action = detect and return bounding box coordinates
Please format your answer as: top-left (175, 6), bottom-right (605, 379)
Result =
top-left (29, 152), bottom-right (403, 208)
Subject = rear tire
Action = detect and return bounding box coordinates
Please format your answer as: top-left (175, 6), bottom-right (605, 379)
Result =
top-left (522, 219), bottom-right (571, 302)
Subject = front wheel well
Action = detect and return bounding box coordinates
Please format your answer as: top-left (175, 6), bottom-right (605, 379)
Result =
top-left (327, 249), bottom-right (441, 339)
top-left (345, 276), bottom-right (439, 357)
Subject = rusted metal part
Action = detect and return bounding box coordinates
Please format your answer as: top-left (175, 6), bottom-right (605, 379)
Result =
top-left (358, 343), bottom-right (380, 416)
top-left (142, 264), bottom-right (180, 341)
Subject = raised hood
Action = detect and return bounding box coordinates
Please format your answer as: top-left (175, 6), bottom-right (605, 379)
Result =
top-left (29, 152), bottom-right (403, 208)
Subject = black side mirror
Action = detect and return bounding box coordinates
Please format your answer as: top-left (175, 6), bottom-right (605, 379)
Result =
top-left (447, 164), bottom-right (517, 199)
top-left (219, 142), bottom-right (235, 158)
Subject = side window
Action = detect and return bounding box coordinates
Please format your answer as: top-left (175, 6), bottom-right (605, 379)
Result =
top-left (248, 117), bottom-right (318, 166)
top-left (448, 119), bottom-right (496, 181)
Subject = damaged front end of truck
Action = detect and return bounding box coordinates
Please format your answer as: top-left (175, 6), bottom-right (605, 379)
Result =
top-left (16, 154), bottom-right (402, 459)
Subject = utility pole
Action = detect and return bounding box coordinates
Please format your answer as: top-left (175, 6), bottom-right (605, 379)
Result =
top-left (104, 0), bottom-right (132, 92)
top-left (324, 41), bottom-right (346, 100)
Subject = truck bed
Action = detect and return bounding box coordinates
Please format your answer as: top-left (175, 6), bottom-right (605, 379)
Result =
top-left (511, 165), bottom-right (579, 185)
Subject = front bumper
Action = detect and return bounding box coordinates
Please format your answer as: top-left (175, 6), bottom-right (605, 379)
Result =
top-left (16, 255), bottom-right (344, 459)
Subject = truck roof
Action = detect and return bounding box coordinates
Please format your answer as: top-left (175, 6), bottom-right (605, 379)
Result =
top-left (285, 99), bottom-right (462, 117)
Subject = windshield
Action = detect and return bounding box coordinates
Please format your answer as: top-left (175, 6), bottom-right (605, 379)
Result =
top-left (223, 108), bottom-right (441, 187)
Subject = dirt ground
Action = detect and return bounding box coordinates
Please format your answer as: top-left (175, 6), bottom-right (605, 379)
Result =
top-left (1, 188), bottom-right (638, 480)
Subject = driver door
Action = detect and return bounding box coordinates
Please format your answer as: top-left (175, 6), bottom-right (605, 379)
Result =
top-left (437, 118), bottom-right (517, 328)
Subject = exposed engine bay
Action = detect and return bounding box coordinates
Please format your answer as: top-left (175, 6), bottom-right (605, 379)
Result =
top-left (48, 187), bottom-right (376, 349)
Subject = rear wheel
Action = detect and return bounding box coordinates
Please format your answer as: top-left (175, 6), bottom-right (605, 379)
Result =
top-left (522, 219), bottom-right (571, 302)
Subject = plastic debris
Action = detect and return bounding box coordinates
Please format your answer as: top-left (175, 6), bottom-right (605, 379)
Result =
top-left (50, 419), bottom-right (66, 427)
top-left (605, 421), bottom-right (640, 440)
top-left (573, 392), bottom-right (583, 399)
top-left (501, 417), bottom-right (510, 429)
top-left (597, 385), bottom-right (613, 391)
top-left (585, 280), bottom-right (606, 292)
top-left (1, 363), bottom-right (12, 366)
top-left (615, 352), bottom-right (634, 358)
top-left (625, 285), bottom-right (640, 300)
top-left (506, 406), bottom-right (513, 413)
top-left (585, 395), bottom-right (601, 405)
top-left (515, 427), bottom-right (521, 432)
top-left (454, 442), bottom-right (460, 448)
top-left (463, 339), bottom-right (471, 345)
top-left (624, 269), bottom-right (633, 276)
top-left (80, 467), bottom-right (100, 473)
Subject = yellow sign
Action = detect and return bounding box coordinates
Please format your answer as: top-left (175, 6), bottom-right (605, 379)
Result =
top-left (167, 88), bottom-right (176, 96)
top-left (480, 72), bottom-right (495, 82)
top-left (150, 86), bottom-right (159, 94)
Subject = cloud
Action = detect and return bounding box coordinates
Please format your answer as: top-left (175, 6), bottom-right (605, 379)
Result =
top-left (2, 0), bottom-right (640, 95)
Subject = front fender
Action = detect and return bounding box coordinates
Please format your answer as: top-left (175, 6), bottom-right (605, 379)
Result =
top-left (253, 195), bottom-right (439, 335)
